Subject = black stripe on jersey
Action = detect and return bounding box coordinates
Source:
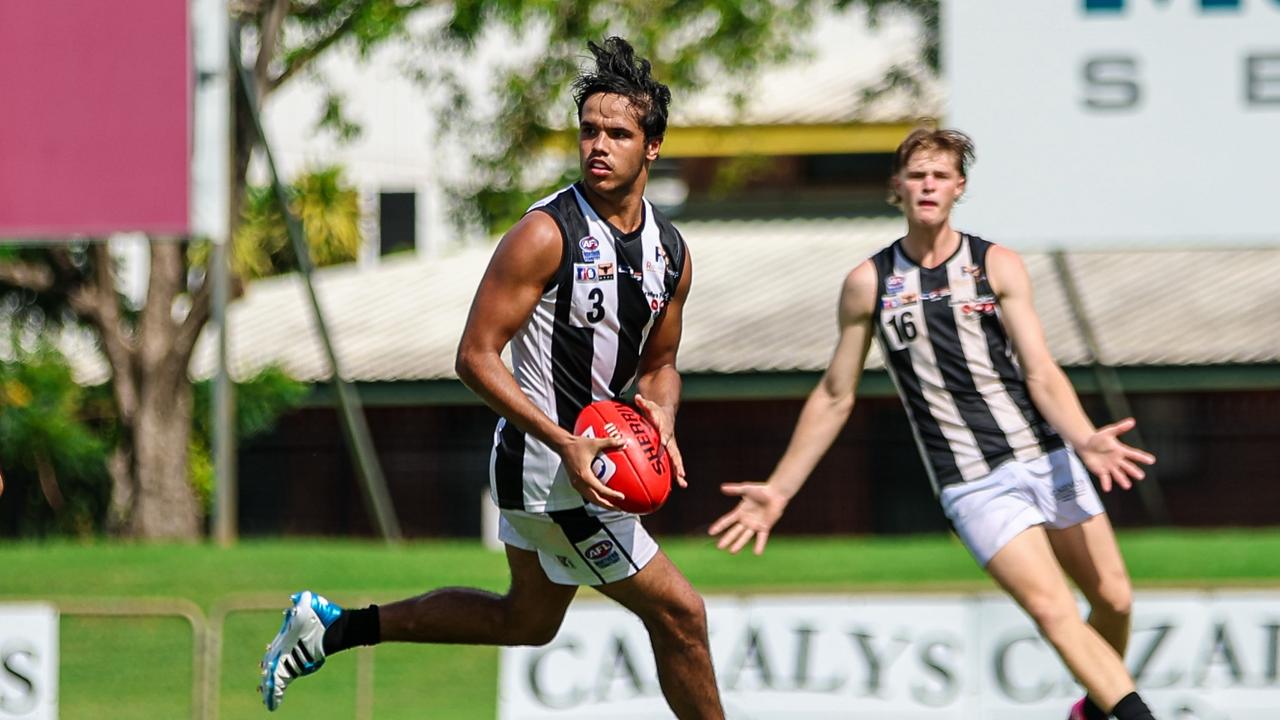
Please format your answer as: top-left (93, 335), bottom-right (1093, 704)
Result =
top-left (541, 191), bottom-right (596, 430)
top-left (653, 213), bottom-right (686, 294)
top-left (968, 238), bottom-right (1065, 455)
top-left (920, 265), bottom-right (1016, 469)
top-left (871, 247), bottom-right (963, 485)
top-left (493, 420), bottom-right (527, 509)
top-left (608, 236), bottom-right (650, 395)
top-left (880, 331), bottom-right (964, 486)
top-left (608, 208), bottom-right (685, 397)
top-left (869, 244), bottom-right (896, 327)
top-left (551, 290), bottom-right (594, 430)
top-left (548, 508), bottom-right (607, 584)
top-left (529, 207), bottom-right (574, 295)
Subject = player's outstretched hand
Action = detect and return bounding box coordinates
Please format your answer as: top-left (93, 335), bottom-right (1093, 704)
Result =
top-left (634, 394), bottom-right (686, 488)
top-left (1078, 417), bottom-right (1156, 493)
top-left (708, 482), bottom-right (789, 556)
top-left (559, 433), bottom-right (628, 510)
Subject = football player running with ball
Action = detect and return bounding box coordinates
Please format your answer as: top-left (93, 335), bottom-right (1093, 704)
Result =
top-left (710, 127), bottom-right (1159, 720)
top-left (257, 37), bottom-right (723, 719)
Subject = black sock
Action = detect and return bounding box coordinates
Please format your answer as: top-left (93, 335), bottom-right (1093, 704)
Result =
top-left (1083, 697), bottom-right (1108, 720)
top-left (1110, 691), bottom-right (1155, 720)
top-left (322, 605), bottom-right (380, 655)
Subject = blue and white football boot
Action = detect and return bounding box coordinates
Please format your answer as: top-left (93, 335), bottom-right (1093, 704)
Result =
top-left (259, 590), bottom-right (343, 711)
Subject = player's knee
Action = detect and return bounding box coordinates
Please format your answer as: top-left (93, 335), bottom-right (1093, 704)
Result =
top-left (506, 613), bottom-right (562, 646)
top-left (1023, 596), bottom-right (1078, 638)
top-left (1095, 578), bottom-right (1133, 620)
top-left (498, 596), bottom-right (565, 646)
top-left (521, 622), bottom-right (561, 646)
top-left (649, 592), bottom-right (708, 645)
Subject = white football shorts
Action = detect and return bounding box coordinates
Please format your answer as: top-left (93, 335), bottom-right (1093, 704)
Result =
top-left (939, 447), bottom-right (1104, 567)
top-left (499, 505), bottom-right (659, 586)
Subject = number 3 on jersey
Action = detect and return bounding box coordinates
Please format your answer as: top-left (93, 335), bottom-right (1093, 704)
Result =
top-left (884, 310), bottom-right (918, 350)
top-left (586, 287), bottom-right (605, 323)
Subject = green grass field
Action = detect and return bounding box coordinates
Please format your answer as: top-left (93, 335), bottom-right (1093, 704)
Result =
top-left (5, 529), bottom-right (1280, 719)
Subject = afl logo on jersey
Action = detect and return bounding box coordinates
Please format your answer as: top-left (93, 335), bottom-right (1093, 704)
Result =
top-left (887, 275), bottom-right (905, 295)
top-left (579, 236), bottom-right (601, 262)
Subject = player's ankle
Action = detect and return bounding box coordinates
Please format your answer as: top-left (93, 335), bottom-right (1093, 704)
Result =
top-left (1082, 695), bottom-right (1108, 720)
top-left (1109, 691), bottom-right (1156, 720)
top-left (322, 605), bottom-right (381, 655)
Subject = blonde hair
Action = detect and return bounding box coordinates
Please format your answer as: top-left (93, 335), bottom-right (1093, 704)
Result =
top-left (888, 126), bottom-right (975, 206)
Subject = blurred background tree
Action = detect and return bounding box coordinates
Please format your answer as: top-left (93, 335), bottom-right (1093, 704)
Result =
top-left (188, 367), bottom-right (310, 518)
top-left (191, 166), bottom-right (363, 280)
top-left (0, 343), bottom-right (110, 537)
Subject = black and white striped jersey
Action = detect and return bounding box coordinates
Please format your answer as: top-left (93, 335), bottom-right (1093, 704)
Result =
top-left (490, 183), bottom-right (687, 512)
top-left (871, 234), bottom-right (1064, 494)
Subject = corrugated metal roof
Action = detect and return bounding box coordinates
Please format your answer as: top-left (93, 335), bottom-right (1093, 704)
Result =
top-left (175, 219), bottom-right (1278, 384)
top-left (1062, 249), bottom-right (1280, 365)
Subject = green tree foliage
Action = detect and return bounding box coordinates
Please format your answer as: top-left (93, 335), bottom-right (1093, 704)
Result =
top-left (188, 367), bottom-right (310, 512)
top-left (247, 1), bottom-right (938, 233)
top-left (0, 348), bottom-right (307, 536)
top-left (0, 346), bottom-right (110, 537)
top-left (192, 166), bottom-right (363, 280)
top-left (409, 0), bottom-right (940, 232)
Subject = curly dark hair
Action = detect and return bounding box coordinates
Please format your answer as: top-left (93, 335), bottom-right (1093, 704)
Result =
top-left (572, 37), bottom-right (672, 141)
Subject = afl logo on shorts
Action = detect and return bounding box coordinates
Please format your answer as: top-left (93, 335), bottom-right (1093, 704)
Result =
top-left (585, 540), bottom-right (614, 560)
top-left (585, 540), bottom-right (621, 568)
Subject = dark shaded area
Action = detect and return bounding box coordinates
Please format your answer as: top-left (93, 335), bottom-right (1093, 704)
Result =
top-left (238, 386), bottom-right (1280, 538)
top-left (378, 191), bottom-right (416, 255)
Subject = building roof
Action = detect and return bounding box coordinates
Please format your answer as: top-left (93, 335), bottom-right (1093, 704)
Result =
top-left (672, 8), bottom-right (943, 128)
top-left (174, 218), bottom-right (1279, 385)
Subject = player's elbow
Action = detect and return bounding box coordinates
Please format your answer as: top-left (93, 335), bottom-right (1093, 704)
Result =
top-left (454, 342), bottom-right (484, 388)
top-left (826, 392), bottom-right (855, 419)
top-left (1024, 362), bottom-right (1068, 395)
top-left (809, 386), bottom-right (855, 426)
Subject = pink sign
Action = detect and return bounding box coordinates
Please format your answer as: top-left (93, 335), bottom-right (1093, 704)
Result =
top-left (0, 0), bottom-right (190, 237)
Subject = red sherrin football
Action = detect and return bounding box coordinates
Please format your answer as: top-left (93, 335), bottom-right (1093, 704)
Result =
top-left (573, 400), bottom-right (673, 515)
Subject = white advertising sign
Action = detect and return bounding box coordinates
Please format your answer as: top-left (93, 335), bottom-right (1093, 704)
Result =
top-left (943, 0), bottom-right (1280, 248)
top-left (499, 591), bottom-right (1280, 719)
top-left (0, 605), bottom-right (58, 720)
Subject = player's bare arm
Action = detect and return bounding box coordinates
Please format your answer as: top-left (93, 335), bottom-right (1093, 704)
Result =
top-left (455, 211), bottom-right (626, 508)
top-left (709, 260), bottom-right (878, 555)
top-left (987, 244), bottom-right (1155, 492)
top-left (634, 248), bottom-right (693, 486)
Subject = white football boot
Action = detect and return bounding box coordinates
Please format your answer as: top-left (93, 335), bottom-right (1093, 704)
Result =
top-left (259, 590), bottom-right (343, 711)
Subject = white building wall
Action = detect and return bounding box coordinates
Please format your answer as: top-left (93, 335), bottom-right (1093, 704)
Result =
top-left (260, 16), bottom-right (454, 259)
